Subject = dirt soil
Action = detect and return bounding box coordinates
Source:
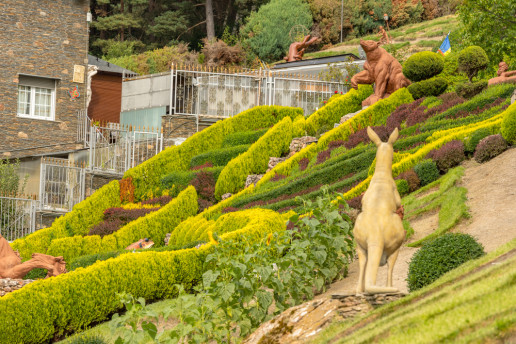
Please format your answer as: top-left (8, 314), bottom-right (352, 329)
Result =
top-left (322, 147), bottom-right (516, 296)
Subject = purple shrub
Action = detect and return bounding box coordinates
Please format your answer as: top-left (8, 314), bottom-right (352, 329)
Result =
top-left (328, 140), bottom-right (346, 152)
top-left (396, 170), bottom-right (420, 192)
top-left (387, 98), bottom-right (426, 131)
top-left (271, 173), bottom-right (287, 182)
top-left (89, 207), bottom-right (159, 237)
top-left (191, 161), bottom-right (214, 171)
top-left (299, 157), bottom-right (310, 171)
top-left (197, 198), bottom-right (213, 213)
top-left (141, 195), bottom-right (173, 206)
top-left (474, 134), bottom-right (507, 163)
top-left (345, 126), bottom-right (390, 149)
top-left (191, 171), bottom-right (216, 202)
top-left (427, 140), bottom-right (466, 172)
top-left (316, 149), bottom-right (331, 165)
top-left (346, 194), bottom-right (363, 211)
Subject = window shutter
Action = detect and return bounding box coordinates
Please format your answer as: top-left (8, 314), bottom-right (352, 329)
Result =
top-left (18, 75), bottom-right (56, 89)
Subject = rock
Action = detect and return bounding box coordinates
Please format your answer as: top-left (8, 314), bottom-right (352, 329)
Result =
top-left (289, 136), bottom-right (317, 157)
top-left (245, 292), bottom-right (406, 343)
top-left (0, 278), bottom-right (36, 297)
top-left (245, 174), bottom-right (264, 188)
top-left (17, 131), bottom-right (28, 139)
top-left (267, 157), bottom-right (286, 172)
top-left (164, 233), bottom-right (171, 246)
top-left (221, 193), bottom-right (232, 200)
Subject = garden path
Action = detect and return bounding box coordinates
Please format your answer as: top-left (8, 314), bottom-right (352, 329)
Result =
top-left (322, 147), bottom-right (516, 296)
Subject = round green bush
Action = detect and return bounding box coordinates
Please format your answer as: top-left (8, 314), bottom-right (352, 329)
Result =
top-left (455, 80), bottom-right (488, 99)
top-left (407, 77), bottom-right (448, 99)
top-left (403, 51), bottom-right (445, 82)
top-left (474, 134), bottom-right (508, 163)
top-left (395, 179), bottom-right (410, 196)
top-left (457, 46), bottom-right (489, 82)
top-left (465, 127), bottom-right (492, 153)
top-left (69, 334), bottom-right (108, 344)
top-left (414, 160), bottom-right (440, 186)
top-left (501, 103), bottom-right (516, 145)
top-left (407, 233), bottom-right (484, 292)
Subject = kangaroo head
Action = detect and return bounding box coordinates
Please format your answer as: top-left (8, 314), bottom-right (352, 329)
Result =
top-left (367, 127), bottom-right (399, 169)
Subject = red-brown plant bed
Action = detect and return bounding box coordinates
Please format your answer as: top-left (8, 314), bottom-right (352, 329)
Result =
top-left (345, 126), bottom-right (389, 149)
top-left (191, 161), bottom-right (214, 171)
top-left (427, 140), bottom-right (466, 172)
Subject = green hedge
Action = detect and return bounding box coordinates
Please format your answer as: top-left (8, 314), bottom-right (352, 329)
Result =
top-left (214, 116), bottom-right (294, 199)
top-left (161, 166), bottom-right (224, 189)
top-left (221, 128), bottom-right (268, 147)
top-left (0, 209), bottom-right (286, 344)
top-left (46, 186), bottom-right (198, 262)
top-left (501, 102), bottom-right (516, 145)
top-left (304, 85), bottom-right (373, 136)
top-left (123, 106), bottom-right (303, 200)
top-left (408, 77), bottom-right (448, 99)
top-left (318, 88), bottom-right (414, 148)
top-left (190, 144), bottom-right (250, 168)
top-left (402, 51), bottom-right (444, 82)
top-left (11, 181), bottom-right (121, 260)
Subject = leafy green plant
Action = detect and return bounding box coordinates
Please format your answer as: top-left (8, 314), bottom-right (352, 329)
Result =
top-left (407, 77), bottom-right (448, 99)
top-left (500, 103), bottom-right (516, 145)
top-left (413, 159), bottom-right (440, 186)
top-left (457, 46), bottom-right (489, 82)
top-left (407, 233), bottom-right (484, 292)
top-left (403, 51), bottom-right (444, 82)
top-left (465, 127), bottom-right (492, 153)
top-left (0, 158), bottom-right (28, 196)
top-left (455, 80), bottom-right (488, 99)
top-left (69, 333), bottom-right (108, 344)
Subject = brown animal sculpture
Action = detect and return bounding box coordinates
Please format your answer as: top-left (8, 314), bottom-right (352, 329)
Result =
top-left (284, 35), bottom-right (319, 62)
top-left (351, 40), bottom-right (411, 107)
top-left (353, 127), bottom-right (405, 294)
top-left (0, 234), bottom-right (66, 279)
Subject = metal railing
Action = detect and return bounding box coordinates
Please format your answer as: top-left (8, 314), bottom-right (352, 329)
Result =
top-left (77, 109), bottom-right (91, 146)
top-left (39, 158), bottom-right (86, 212)
top-left (0, 195), bottom-right (38, 241)
top-left (89, 123), bottom-right (164, 175)
top-left (171, 65), bottom-right (348, 119)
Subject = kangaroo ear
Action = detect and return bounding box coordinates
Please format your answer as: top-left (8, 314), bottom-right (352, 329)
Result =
top-left (367, 126), bottom-right (382, 146)
top-left (388, 127), bottom-right (399, 145)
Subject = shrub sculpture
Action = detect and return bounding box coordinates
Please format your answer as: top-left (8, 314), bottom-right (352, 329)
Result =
top-left (501, 102), bottom-right (516, 145)
top-left (427, 140), bottom-right (466, 172)
top-left (407, 233), bottom-right (484, 291)
top-left (455, 80), bottom-right (488, 99)
top-left (414, 160), bottom-right (440, 186)
top-left (403, 51), bottom-right (445, 82)
top-left (408, 77), bottom-right (448, 99)
top-left (457, 46), bottom-right (489, 82)
top-left (474, 134), bottom-right (508, 163)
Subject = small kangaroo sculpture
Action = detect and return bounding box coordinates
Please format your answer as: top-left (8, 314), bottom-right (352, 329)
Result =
top-left (353, 127), bottom-right (405, 294)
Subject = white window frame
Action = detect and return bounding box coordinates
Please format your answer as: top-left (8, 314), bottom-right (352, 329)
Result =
top-left (17, 80), bottom-right (56, 121)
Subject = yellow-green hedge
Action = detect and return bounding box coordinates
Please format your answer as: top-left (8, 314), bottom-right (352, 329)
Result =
top-left (304, 85), bottom-right (373, 136)
top-left (499, 102), bottom-right (516, 145)
top-left (124, 106), bottom-right (303, 199)
top-left (11, 181), bottom-right (121, 260)
top-left (318, 88), bottom-right (414, 148)
top-left (168, 208), bottom-right (283, 247)
top-left (0, 208), bottom-right (286, 344)
top-left (214, 116), bottom-right (295, 199)
top-left (46, 186), bottom-right (198, 262)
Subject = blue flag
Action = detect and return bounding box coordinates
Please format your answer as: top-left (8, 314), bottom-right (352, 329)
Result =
top-left (438, 33), bottom-right (451, 56)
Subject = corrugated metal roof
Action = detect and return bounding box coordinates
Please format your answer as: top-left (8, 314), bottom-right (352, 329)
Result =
top-left (88, 55), bottom-right (138, 75)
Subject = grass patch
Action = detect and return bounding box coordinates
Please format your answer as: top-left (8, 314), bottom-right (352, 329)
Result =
top-left (313, 237), bottom-right (516, 344)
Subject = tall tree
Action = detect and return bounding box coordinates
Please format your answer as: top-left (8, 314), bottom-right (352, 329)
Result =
top-left (205, 0), bottom-right (216, 40)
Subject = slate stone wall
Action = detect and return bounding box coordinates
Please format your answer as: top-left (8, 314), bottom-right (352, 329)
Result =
top-left (0, 0), bottom-right (90, 159)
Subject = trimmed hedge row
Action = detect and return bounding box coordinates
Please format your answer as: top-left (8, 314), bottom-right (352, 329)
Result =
top-left (161, 166), bottom-right (224, 190)
top-left (304, 85), bottom-right (373, 135)
top-left (190, 144), bottom-right (250, 168)
top-left (123, 106), bottom-right (303, 199)
top-left (46, 186), bottom-right (199, 262)
top-left (168, 208), bottom-right (285, 247)
top-left (11, 181), bottom-right (121, 260)
top-left (501, 102), bottom-right (516, 145)
top-left (221, 128), bottom-right (268, 147)
top-left (214, 117), bottom-right (294, 199)
top-left (318, 88), bottom-right (414, 148)
top-left (0, 208), bottom-right (286, 344)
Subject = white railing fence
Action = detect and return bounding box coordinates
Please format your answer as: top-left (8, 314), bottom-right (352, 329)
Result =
top-left (39, 158), bottom-right (86, 212)
top-left (0, 195), bottom-right (38, 241)
top-left (171, 66), bottom-right (348, 119)
top-left (77, 109), bottom-right (91, 146)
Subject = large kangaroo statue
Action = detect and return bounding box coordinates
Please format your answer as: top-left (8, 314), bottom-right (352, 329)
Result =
top-left (353, 127), bottom-right (405, 294)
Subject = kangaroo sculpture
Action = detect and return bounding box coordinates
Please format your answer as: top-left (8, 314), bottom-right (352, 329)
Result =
top-left (353, 126), bottom-right (405, 294)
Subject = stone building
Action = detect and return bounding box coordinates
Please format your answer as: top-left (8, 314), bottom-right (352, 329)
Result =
top-left (0, 0), bottom-right (90, 159)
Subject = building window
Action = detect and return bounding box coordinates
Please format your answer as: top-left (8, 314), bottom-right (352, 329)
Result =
top-left (17, 75), bottom-right (56, 121)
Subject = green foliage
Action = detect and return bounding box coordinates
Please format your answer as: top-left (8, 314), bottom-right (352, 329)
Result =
top-left (69, 334), bottom-right (108, 344)
top-left (305, 85), bottom-right (373, 136)
top-left (111, 188), bottom-right (353, 343)
top-left (319, 59), bottom-right (363, 89)
top-left (403, 51), bottom-right (444, 82)
top-left (407, 233), bottom-right (484, 291)
top-left (465, 127), bottom-right (492, 153)
top-left (124, 106), bottom-right (303, 200)
top-left (241, 0), bottom-right (313, 62)
top-left (408, 77), bottom-right (448, 99)
top-left (414, 160), bottom-right (440, 186)
top-left (221, 128), bottom-right (268, 147)
top-left (0, 159), bottom-right (28, 196)
top-left (455, 80), bottom-right (488, 99)
top-left (396, 179), bottom-right (410, 196)
top-left (190, 144), bottom-right (250, 168)
top-left (501, 102), bottom-right (516, 145)
top-left (457, 46), bottom-right (489, 82)
top-left (11, 181), bottom-right (121, 260)
top-left (458, 0), bottom-right (516, 66)
top-left (214, 117), bottom-right (294, 198)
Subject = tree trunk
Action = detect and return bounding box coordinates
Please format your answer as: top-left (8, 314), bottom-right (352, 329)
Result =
top-left (206, 0), bottom-right (215, 41)
top-left (120, 0), bottom-right (125, 41)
